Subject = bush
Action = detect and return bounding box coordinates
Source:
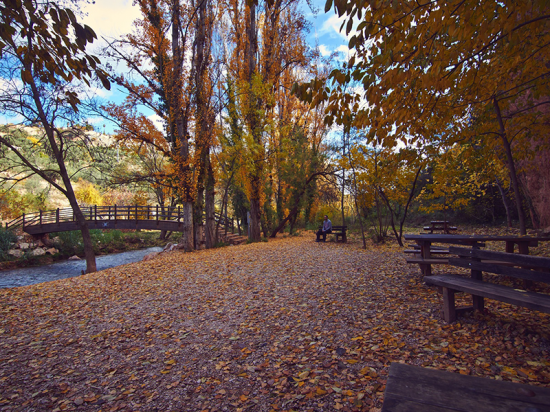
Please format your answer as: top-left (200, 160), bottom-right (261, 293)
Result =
top-left (55, 230), bottom-right (84, 256)
top-left (0, 227), bottom-right (17, 260)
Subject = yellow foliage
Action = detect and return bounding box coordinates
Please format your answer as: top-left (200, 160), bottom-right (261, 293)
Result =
top-left (74, 179), bottom-right (103, 206)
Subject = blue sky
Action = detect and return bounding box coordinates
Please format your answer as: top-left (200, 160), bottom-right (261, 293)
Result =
top-left (81, 0), bottom-right (352, 133)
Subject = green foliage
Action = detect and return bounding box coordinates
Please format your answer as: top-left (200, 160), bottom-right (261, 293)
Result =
top-left (55, 231), bottom-right (84, 256)
top-left (0, 227), bottom-right (17, 260)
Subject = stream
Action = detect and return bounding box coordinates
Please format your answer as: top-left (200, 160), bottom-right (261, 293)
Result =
top-left (0, 247), bottom-right (163, 289)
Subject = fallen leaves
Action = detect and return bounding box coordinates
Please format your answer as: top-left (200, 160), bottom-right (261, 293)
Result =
top-left (0, 233), bottom-right (549, 411)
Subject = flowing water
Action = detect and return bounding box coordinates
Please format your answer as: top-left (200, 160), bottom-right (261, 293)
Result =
top-left (0, 247), bottom-right (163, 289)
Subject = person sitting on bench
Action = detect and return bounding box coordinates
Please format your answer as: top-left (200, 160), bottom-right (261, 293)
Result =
top-left (316, 215), bottom-right (332, 242)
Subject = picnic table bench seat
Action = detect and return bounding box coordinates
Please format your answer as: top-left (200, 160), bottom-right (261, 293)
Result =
top-left (317, 225), bottom-right (347, 242)
top-left (424, 246), bottom-right (550, 323)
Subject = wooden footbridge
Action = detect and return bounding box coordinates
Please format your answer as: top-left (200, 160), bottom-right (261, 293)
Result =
top-left (5, 205), bottom-right (235, 236)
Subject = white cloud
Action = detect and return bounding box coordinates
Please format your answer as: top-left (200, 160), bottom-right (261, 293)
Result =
top-left (319, 13), bottom-right (348, 40)
top-left (318, 44), bottom-right (331, 56)
top-left (148, 113), bottom-right (165, 130)
top-left (81, 0), bottom-right (141, 40)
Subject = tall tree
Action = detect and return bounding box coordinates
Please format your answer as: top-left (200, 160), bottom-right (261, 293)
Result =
top-left (0, 0), bottom-right (110, 273)
top-left (103, 0), bottom-right (219, 250)
top-left (225, 0), bottom-right (312, 241)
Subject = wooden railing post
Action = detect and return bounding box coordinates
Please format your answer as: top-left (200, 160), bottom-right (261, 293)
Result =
top-left (147, 206), bottom-right (150, 220)
top-left (178, 206), bottom-right (181, 222)
top-left (94, 205), bottom-right (97, 221)
top-left (56, 208), bottom-right (59, 225)
top-left (135, 204), bottom-right (138, 221)
top-left (114, 204), bottom-right (117, 220)
top-left (156, 205), bottom-right (159, 222)
top-left (22, 214), bottom-right (25, 228)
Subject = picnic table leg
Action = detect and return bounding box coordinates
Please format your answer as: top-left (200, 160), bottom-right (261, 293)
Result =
top-left (442, 287), bottom-right (456, 323)
top-left (517, 241), bottom-right (533, 289)
top-left (419, 241), bottom-right (432, 277)
top-left (469, 245), bottom-right (484, 312)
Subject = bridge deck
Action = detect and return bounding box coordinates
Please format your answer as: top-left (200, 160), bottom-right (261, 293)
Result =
top-left (6, 205), bottom-right (234, 236)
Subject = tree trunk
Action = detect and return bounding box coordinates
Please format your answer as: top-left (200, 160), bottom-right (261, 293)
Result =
top-left (180, 203), bottom-right (194, 252)
top-left (495, 177), bottom-right (513, 228)
top-left (494, 97), bottom-right (527, 234)
top-left (250, 197), bottom-right (262, 241)
top-left (205, 158), bottom-right (215, 248)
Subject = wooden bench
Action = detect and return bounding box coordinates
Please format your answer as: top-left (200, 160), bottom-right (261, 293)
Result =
top-left (317, 225), bottom-right (347, 242)
top-left (382, 363), bottom-right (550, 411)
top-left (424, 246), bottom-right (550, 323)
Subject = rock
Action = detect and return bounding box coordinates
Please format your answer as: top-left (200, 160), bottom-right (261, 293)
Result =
top-left (31, 248), bottom-right (46, 256)
top-left (19, 242), bottom-right (30, 250)
top-left (45, 248), bottom-right (58, 255)
top-left (42, 236), bottom-right (54, 247)
top-left (143, 252), bottom-right (160, 261)
top-left (52, 236), bottom-right (62, 245)
top-left (35, 239), bottom-right (45, 247)
top-left (163, 242), bottom-right (174, 252)
top-left (542, 227), bottom-right (550, 236)
top-left (8, 249), bottom-right (23, 258)
top-left (68, 255), bottom-right (81, 261)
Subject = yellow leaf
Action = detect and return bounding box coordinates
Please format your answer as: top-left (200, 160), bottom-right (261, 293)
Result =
top-left (316, 387), bottom-right (327, 396)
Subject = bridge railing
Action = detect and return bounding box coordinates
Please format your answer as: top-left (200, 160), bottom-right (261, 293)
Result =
top-left (6, 205), bottom-right (235, 234)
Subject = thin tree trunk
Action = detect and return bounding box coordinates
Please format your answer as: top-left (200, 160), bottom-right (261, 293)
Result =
top-left (346, 134), bottom-right (366, 249)
top-left (494, 97), bottom-right (527, 234)
top-left (495, 177), bottom-right (513, 228)
top-left (27, 66), bottom-right (97, 272)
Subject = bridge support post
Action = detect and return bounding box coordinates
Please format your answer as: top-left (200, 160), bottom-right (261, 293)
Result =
top-left (178, 206), bottom-right (181, 222)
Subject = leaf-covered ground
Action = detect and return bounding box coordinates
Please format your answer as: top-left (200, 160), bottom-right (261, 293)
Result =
top-left (1, 233), bottom-right (549, 411)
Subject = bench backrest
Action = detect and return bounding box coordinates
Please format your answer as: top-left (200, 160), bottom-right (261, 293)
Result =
top-left (448, 246), bottom-right (550, 284)
top-left (318, 226), bottom-right (347, 230)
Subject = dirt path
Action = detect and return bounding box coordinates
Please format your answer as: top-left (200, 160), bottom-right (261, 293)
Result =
top-left (1, 234), bottom-right (549, 411)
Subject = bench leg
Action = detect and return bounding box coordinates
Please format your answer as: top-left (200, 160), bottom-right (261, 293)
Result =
top-left (472, 295), bottom-right (484, 312)
top-left (442, 287), bottom-right (456, 323)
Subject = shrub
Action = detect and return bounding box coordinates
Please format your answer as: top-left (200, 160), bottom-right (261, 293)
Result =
top-left (0, 227), bottom-right (17, 260)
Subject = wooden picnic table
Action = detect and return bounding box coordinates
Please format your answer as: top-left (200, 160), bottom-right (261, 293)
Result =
top-left (424, 220), bottom-right (457, 234)
top-left (404, 234), bottom-right (550, 276)
top-left (382, 363), bottom-right (550, 411)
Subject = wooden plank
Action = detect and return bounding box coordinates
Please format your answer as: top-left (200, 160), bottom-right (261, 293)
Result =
top-left (424, 275), bottom-right (550, 314)
top-left (382, 363), bottom-right (550, 412)
top-left (404, 250), bottom-right (449, 254)
top-left (406, 258), bottom-right (449, 265)
top-left (449, 247), bottom-right (550, 268)
top-left (449, 258), bottom-right (550, 284)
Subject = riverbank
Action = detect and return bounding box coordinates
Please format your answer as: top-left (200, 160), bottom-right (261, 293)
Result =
top-left (0, 246), bottom-right (163, 288)
top-left (0, 229), bottom-right (169, 271)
